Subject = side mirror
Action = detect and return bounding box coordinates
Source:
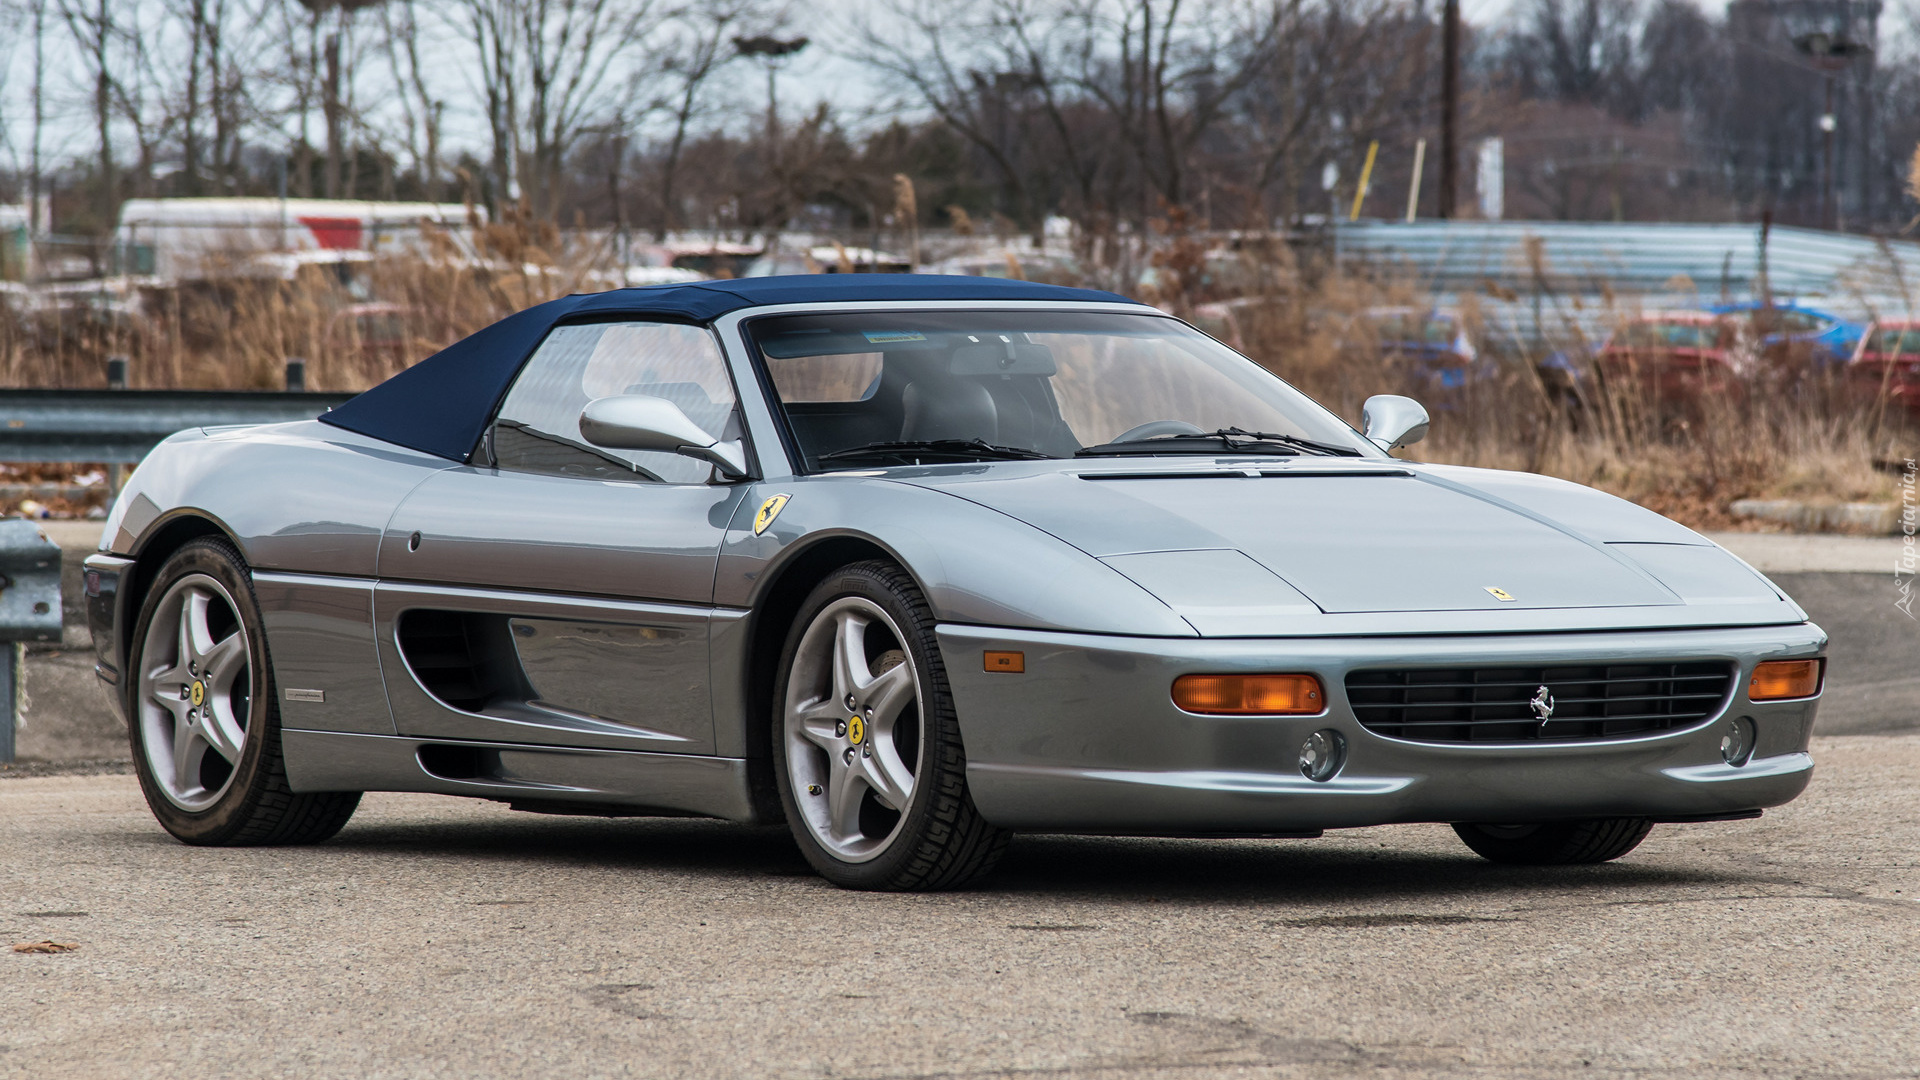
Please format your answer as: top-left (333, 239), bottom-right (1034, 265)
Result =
top-left (579, 395), bottom-right (750, 480)
top-left (1361, 394), bottom-right (1429, 452)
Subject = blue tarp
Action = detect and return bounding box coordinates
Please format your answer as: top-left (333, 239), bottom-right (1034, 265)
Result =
top-left (318, 274), bottom-right (1138, 461)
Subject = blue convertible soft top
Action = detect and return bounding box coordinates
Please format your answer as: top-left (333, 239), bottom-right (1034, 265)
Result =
top-left (319, 274), bottom-right (1140, 462)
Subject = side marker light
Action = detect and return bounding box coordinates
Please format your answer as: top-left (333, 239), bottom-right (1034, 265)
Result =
top-left (984, 651), bottom-right (1025, 673)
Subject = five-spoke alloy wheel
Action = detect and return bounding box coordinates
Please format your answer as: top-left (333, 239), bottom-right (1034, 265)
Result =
top-left (773, 561), bottom-right (1007, 889)
top-left (127, 538), bottom-right (361, 845)
top-left (783, 595), bottom-right (922, 863)
top-left (138, 572), bottom-right (253, 811)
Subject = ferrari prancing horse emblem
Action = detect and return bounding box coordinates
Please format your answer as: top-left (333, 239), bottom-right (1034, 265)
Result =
top-left (1530, 685), bottom-right (1556, 725)
top-left (1485, 586), bottom-right (1516, 602)
top-left (846, 715), bottom-right (866, 745)
top-left (753, 493), bottom-right (792, 535)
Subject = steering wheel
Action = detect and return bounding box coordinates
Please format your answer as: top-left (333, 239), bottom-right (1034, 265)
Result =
top-left (1111, 420), bottom-right (1208, 443)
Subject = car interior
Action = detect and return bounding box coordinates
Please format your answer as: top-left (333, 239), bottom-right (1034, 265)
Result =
top-left (763, 332), bottom-right (1083, 466)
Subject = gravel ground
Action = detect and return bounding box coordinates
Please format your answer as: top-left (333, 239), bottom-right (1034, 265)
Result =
top-left (0, 759), bottom-right (133, 780)
top-left (2, 735), bottom-right (1916, 1080)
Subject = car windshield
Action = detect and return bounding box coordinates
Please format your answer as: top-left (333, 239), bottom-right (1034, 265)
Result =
top-left (1867, 328), bottom-right (1920, 357)
top-left (746, 310), bottom-right (1375, 469)
top-left (1617, 321), bottom-right (1720, 349)
top-left (1371, 314), bottom-right (1455, 345)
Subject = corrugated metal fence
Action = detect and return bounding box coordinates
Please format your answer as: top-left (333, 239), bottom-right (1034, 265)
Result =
top-left (1333, 220), bottom-right (1920, 352)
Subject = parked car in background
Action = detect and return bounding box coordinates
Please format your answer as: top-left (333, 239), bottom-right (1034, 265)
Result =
top-left (1705, 301), bottom-right (1860, 364)
top-left (326, 302), bottom-right (418, 367)
top-left (1593, 311), bottom-right (1751, 405)
top-left (929, 252), bottom-right (1084, 286)
top-left (1363, 307), bottom-right (1491, 394)
top-left (1846, 319), bottom-right (1920, 419)
top-left (1186, 296), bottom-right (1286, 354)
top-left (662, 241), bottom-right (764, 280)
top-left (744, 246), bottom-right (912, 276)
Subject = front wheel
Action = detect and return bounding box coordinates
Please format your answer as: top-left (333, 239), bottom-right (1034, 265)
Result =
top-left (127, 537), bottom-right (361, 846)
top-left (771, 561), bottom-right (1008, 890)
top-left (1451, 818), bottom-right (1652, 865)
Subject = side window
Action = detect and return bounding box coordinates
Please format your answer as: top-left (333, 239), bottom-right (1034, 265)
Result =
top-left (493, 321), bottom-right (737, 485)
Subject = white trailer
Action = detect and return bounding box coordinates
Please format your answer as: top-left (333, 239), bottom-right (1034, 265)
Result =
top-left (114, 198), bottom-right (478, 282)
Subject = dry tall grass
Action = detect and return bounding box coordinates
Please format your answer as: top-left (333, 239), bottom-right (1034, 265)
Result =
top-left (1217, 267), bottom-right (1908, 531)
top-left (0, 210), bottom-right (612, 393)
top-left (0, 220), bottom-right (1910, 531)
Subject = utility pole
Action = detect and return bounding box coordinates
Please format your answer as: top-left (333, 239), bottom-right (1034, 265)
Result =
top-left (1439, 0), bottom-right (1460, 220)
top-left (1820, 74), bottom-right (1837, 230)
top-left (734, 36), bottom-right (810, 148)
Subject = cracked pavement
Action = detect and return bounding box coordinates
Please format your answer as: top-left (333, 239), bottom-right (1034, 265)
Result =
top-left (3, 735), bottom-right (1917, 1080)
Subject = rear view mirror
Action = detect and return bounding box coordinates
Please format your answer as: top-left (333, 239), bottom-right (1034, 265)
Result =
top-left (1361, 394), bottom-right (1429, 452)
top-left (949, 342), bottom-right (1057, 376)
top-left (580, 395), bottom-right (750, 480)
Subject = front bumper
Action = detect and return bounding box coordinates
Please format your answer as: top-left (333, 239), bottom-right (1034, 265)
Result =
top-left (938, 622), bottom-right (1825, 833)
top-left (83, 553), bottom-right (135, 716)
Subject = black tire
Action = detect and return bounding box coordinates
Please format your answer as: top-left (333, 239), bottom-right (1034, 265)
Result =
top-left (771, 560), bottom-right (1009, 890)
top-left (126, 537), bottom-right (361, 846)
top-left (1451, 818), bottom-right (1653, 865)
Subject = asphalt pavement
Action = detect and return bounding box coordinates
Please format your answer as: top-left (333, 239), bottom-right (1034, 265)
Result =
top-left (2, 526), bottom-right (1915, 1078)
top-left (3, 735), bottom-right (1918, 1080)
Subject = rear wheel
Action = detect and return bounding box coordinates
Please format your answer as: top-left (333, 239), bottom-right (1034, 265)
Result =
top-left (127, 537), bottom-right (361, 846)
top-left (772, 561), bottom-right (1008, 890)
top-left (1451, 818), bottom-right (1652, 865)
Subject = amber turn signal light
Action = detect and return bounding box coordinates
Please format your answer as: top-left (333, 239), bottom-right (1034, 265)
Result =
top-left (983, 651), bottom-right (1025, 673)
top-left (1172, 673), bottom-right (1324, 715)
top-left (1748, 659), bottom-right (1823, 701)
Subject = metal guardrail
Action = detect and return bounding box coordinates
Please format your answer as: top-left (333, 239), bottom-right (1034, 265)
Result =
top-left (0, 519), bottom-right (61, 761)
top-left (0, 389), bottom-right (355, 464)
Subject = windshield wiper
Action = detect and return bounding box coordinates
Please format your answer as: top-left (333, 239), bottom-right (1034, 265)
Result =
top-left (1076, 427), bottom-right (1363, 458)
top-left (816, 439), bottom-right (1054, 466)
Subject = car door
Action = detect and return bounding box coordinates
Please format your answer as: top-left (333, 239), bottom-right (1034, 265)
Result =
top-left (376, 319), bottom-right (754, 755)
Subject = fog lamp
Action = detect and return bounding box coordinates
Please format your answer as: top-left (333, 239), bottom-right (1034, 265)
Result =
top-left (1720, 716), bottom-right (1757, 767)
top-left (1749, 659), bottom-right (1823, 701)
top-left (1172, 673), bottom-right (1323, 715)
top-left (1299, 729), bottom-right (1347, 782)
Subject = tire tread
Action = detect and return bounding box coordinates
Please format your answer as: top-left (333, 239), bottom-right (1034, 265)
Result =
top-left (1452, 817), bottom-right (1653, 865)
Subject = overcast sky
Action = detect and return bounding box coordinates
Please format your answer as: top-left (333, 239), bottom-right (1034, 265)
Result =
top-left (0, 0), bottom-right (1844, 193)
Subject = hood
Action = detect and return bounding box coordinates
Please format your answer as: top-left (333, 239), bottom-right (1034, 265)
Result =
top-left (888, 459), bottom-right (1801, 636)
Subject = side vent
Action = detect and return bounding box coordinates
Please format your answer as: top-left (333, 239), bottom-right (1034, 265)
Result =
top-left (396, 610), bottom-right (535, 713)
top-left (416, 743), bottom-right (499, 781)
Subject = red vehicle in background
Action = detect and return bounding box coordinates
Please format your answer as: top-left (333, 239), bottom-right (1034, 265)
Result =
top-left (326, 302), bottom-right (418, 368)
top-left (1593, 311), bottom-right (1752, 405)
top-left (1847, 320), bottom-right (1920, 419)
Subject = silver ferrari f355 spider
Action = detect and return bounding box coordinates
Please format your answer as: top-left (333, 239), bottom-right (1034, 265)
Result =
top-left (86, 275), bottom-right (1826, 890)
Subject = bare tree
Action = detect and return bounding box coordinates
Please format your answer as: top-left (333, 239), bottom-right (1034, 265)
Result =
top-left (858, 0), bottom-right (1425, 227)
top-left (59, 0), bottom-right (123, 227)
top-left (644, 0), bottom-right (762, 238)
top-left (166, 0), bottom-right (257, 194)
top-left (382, 0), bottom-right (444, 201)
top-left (455, 0), bottom-right (664, 218)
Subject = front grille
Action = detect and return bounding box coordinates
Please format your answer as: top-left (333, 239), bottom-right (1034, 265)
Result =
top-left (1346, 662), bottom-right (1735, 743)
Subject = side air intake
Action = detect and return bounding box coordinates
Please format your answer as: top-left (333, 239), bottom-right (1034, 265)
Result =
top-left (395, 610), bottom-right (535, 713)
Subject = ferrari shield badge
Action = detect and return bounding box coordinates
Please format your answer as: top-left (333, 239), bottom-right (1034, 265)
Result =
top-left (847, 715), bottom-right (866, 745)
top-left (1485, 586), bottom-right (1516, 602)
top-left (753, 494), bottom-right (792, 536)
